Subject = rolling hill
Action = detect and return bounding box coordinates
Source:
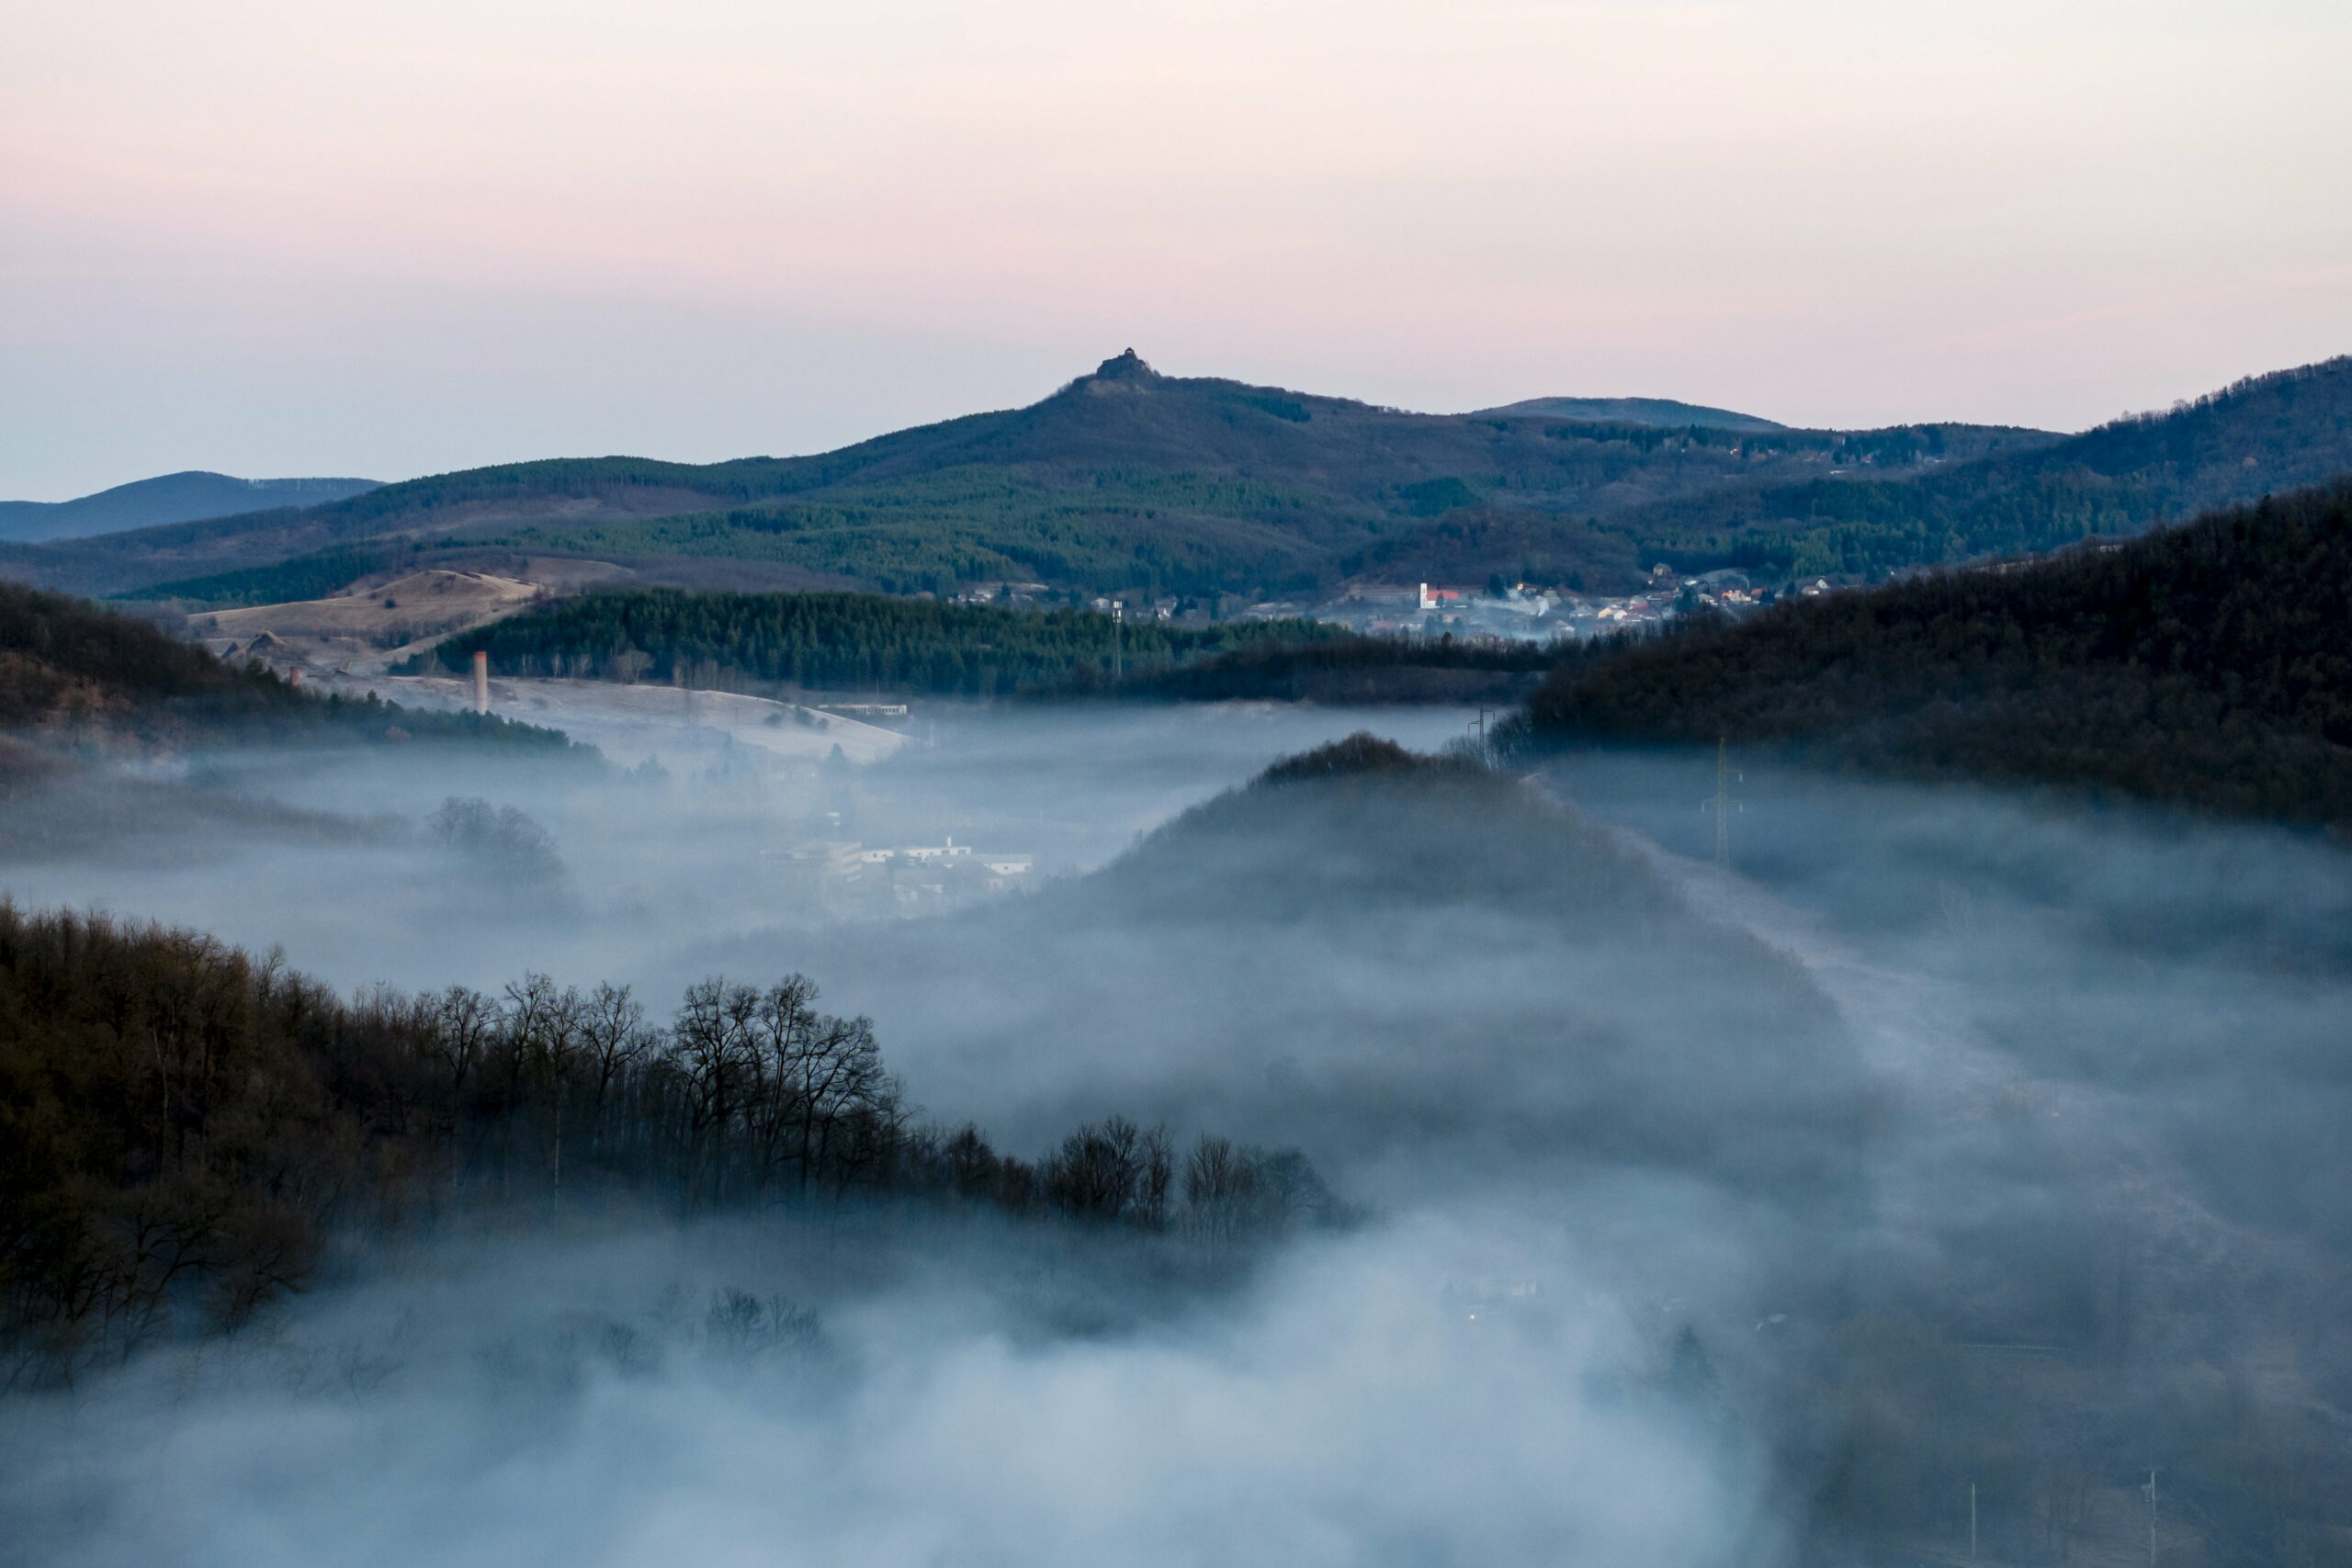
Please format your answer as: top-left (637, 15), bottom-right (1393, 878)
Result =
top-left (1468, 395), bottom-right (1785, 432)
top-left (2, 351), bottom-right (2346, 610)
top-left (0, 472), bottom-right (380, 544)
top-left (1610, 355), bottom-right (2352, 578)
top-left (1517, 479), bottom-right (2352, 825)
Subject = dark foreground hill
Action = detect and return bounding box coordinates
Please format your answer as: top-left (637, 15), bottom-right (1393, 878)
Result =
top-left (0, 472), bottom-right (380, 544)
top-left (1521, 479), bottom-right (2352, 825)
top-left (0, 902), bottom-right (1319, 1379)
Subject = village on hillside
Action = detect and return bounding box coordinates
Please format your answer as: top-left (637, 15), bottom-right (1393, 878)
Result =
top-left (952, 568), bottom-right (1812, 647)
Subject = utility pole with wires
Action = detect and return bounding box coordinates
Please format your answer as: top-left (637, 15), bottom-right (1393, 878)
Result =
top-left (2144, 1470), bottom-right (2158, 1567)
top-left (1708, 735), bottom-right (1740, 868)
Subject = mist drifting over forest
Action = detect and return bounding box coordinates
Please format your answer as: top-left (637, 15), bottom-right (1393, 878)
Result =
top-left (6, 686), bottom-right (2352, 1566)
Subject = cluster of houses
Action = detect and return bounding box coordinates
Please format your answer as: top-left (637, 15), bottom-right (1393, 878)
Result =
top-left (775, 835), bottom-right (1038, 917)
top-left (951, 568), bottom-right (1832, 649)
top-left (1238, 568), bottom-right (1819, 645)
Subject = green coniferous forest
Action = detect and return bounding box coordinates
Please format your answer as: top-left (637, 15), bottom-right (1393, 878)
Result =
top-left (406, 589), bottom-right (1338, 695)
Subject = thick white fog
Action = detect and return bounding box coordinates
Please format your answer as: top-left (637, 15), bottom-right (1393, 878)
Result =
top-left (0, 705), bottom-right (1478, 994)
top-left (0, 1208), bottom-right (1759, 1568)
top-left (9, 705), bottom-right (2352, 1562)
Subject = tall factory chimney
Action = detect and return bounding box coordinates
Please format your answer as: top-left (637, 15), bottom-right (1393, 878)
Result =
top-left (471, 649), bottom-right (490, 715)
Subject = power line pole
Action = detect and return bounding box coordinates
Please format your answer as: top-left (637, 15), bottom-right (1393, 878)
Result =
top-left (1970, 1482), bottom-right (1977, 1561)
top-left (1713, 735), bottom-right (1732, 868)
top-left (2146, 1470), bottom-right (2157, 1568)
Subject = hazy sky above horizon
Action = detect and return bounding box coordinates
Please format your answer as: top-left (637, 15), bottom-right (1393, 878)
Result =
top-left (5, 0), bottom-right (2347, 499)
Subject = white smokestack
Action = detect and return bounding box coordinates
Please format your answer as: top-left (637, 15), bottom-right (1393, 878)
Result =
top-left (471, 649), bottom-right (490, 716)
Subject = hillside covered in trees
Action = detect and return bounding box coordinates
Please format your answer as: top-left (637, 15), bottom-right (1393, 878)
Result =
top-left (1613, 355), bottom-right (2352, 579)
top-left (403, 588), bottom-right (1337, 696)
top-left (0, 349), bottom-right (2338, 662)
top-left (0, 350), bottom-right (2066, 604)
top-left (5, 352), bottom-right (2344, 613)
top-left (0, 472), bottom-right (381, 545)
top-left (1521, 479), bottom-right (2352, 824)
top-left (0, 581), bottom-right (570, 766)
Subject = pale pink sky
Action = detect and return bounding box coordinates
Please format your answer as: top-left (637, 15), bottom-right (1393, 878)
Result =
top-left (4, 0), bottom-right (2347, 498)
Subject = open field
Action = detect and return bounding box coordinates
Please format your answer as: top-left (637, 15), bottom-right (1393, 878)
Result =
top-left (193, 569), bottom-right (549, 671)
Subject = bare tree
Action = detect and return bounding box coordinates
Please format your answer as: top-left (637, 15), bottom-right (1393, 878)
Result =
top-left (576, 982), bottom-right (655, 1168)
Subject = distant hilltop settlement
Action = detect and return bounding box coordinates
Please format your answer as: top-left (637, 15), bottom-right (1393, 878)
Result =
top-left (772, 836), bottom-right (1037, 919)
top-left (955, 568), bottom-right (1817, 644)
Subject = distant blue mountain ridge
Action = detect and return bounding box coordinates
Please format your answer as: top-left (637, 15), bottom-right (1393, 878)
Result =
top-left (0, 472), bottom-right (382, 544)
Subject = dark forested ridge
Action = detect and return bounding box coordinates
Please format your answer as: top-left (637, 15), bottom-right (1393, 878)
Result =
top-left (0, 904), bottom-right (1329, 1380)
top-left (0, 581), bottom-right (573, 761)
top-left (401, 587), bottom-right (1336, 696)
top-left (1521, 479), bottom-right (2352, 823)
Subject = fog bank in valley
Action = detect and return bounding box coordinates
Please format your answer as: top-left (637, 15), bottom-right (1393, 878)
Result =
top-left (6, 705), bottom-right (2352, 1562)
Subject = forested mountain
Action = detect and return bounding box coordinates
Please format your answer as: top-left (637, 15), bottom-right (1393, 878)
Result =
top-left (1519, 479), bottom-right (2352, 824)
top-left (6, 352), bottom-right (2346, 608)
top-left (0, 352), bottom-right (2053, 604)
top-left (407, 588), bottom-right (1334, 696)
top-left (0, 472), bottom-right (379, 544)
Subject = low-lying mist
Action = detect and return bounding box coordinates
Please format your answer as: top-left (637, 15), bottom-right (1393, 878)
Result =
top-left (0, 704), bottom-right (1480, 993)
top-left (6, 706), bottom-right (2352, 1562)
top-left (0, 1205), bottom-right (1761, 1568)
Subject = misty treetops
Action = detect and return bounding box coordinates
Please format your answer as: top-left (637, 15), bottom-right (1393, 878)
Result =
top-left (0, 903), bottom-right (1329, 1383)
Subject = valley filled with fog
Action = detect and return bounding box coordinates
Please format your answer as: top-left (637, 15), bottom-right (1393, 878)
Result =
top-left (6, 702), bottom-right (2352, 1566)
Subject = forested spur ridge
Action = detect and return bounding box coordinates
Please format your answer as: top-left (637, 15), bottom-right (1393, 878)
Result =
top-left (0, 578), bottom-right (582, 760)
top-left (1519, 479), bottom-right (2352, 825)
top-left (407, 588), bottom-right (1335, 696)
